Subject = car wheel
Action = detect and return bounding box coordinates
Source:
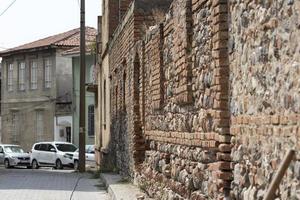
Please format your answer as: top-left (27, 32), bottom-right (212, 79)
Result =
top-left (74, 160), bottom-right (79, 170)
top-left (32, 159), bottom-right (39, 169)
top-left (4, 159), bottom-right (10, 169)
top-left (55, 159), bottom-right (63, 169)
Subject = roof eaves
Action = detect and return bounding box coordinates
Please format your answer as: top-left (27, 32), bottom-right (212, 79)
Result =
top-left (0, 45), bottom-right (54, 57)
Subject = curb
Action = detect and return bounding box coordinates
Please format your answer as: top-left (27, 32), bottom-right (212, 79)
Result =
top-left (100, 173), bottom-right (146, 200)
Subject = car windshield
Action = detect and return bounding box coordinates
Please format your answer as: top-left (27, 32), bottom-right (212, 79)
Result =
top-left (86, 145), bottom-right (95, 153)
top-left (74, 145), bottom-right (95, 153)
top-left (55, 144), bottom-right (77, 152)
top-left (4, 146), bottom-right (24, 153)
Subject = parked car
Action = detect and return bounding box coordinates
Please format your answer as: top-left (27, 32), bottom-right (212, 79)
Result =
top-left (73, 145), bottom-right (96, 170)
top-left (30, 142), bottom-right (77, 169)
top-left (0, 144), bottom-right (31, 168)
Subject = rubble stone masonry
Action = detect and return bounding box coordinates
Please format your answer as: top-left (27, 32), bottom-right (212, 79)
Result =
top-left (136, 0), bottom-right (231, 199)
top-left (229, 0), bottom-right (300, 199)
top-left (103, 0), bottom-right (300, 199)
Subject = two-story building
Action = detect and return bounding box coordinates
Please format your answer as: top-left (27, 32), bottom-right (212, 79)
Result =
top-left (0, 27), bottom-right (95, 150)
top-left (62, 28), bottom-right (97, 146)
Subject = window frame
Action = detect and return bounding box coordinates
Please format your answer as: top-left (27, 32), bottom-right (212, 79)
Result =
top-left (7, 63), bottom-right (14, 92)
top-left (88, 105), bottom-right (95, 137)
top-left (18, 61), bottom-right (26, 91)
top-left (36, 110), bottom-right (44, 142)
top-left (44, 58), bottom-right (52, 89)
top-left (123, 72), bottom-right (126, 112)
top-left (30, 60), bottom-right (38, 90)
top-left (11, 111), bottom-right (20, 143)
top-left (103, 79), bottom-right (106, 129)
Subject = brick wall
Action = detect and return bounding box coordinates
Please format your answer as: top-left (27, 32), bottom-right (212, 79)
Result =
top-left (109, 11), bottom-right (135, 176)
top-left (108, 0), bottom-right (122, 38)
top-left (107, 0), bottom-right (172, 177)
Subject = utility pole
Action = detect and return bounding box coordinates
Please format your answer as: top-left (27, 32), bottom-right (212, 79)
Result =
top-left (79, 0), bottom-right (86, 172)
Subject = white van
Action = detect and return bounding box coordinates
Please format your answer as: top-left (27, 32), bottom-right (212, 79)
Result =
top-left (30, 142), bottom-right (77, 169)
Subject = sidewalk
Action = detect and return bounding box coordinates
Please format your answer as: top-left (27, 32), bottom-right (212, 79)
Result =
top-left (100, 173), bottom-right (147, 200)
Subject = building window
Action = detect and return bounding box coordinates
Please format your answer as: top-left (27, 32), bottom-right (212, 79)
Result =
top-left (44, 58), bottom-right (52, 88)
top-left (88, 105), bottom-right (95, 136)
top-left (115, 85), bottom-right (118, 116)
top-left (7, 63), bottom-right (13, 91)
top-left (103, 79), bottom-right (106, 128)
top-left (90, 64), bottom-right (95, 84)
top-left (11, 111), bottom-right (19, 143)
top-left (36, 111), bottom-right (44, 141)
top-left (18, 62), bottom-right (26, 91)
top-left (123, 72), bottom-right (126, 111)
top-left (30, 61), bottom-right (38, 89)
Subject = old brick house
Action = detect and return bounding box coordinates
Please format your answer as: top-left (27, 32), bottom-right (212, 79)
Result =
top-left (96, 0), bottom-right (300, 199)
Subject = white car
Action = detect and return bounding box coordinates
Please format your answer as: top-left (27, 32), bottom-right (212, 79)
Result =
top-left (73, 145), bottom-right (96, 170)
top-left (30, 142), bottom-right (77, 169)
top-left (0, 144), bottom-right (31, 168)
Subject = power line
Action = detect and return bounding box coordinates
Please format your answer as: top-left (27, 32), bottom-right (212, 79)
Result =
top-left (0, 0), bottom-right (17, 17)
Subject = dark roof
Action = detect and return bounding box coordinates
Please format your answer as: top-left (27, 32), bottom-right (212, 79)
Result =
top-left (0, 27), bottom-right (97, 57)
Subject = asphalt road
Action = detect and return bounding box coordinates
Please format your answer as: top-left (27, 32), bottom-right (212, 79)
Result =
top-left (0, 166), bottom-right (110, 200)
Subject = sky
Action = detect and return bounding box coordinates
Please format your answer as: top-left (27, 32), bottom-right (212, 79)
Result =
top-left (0, 0), bottom-right (102, 50)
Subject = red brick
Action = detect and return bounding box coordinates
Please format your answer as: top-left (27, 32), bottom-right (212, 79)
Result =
top-left (271, 115), bottom-right (280, 125)
top-left (213, 100), bottom-right (229, 109)
top-left (280, 115), bottom-right (288, 125)
top-left (213, 22), bottom-right (229, 33)
top-left (212, 170), bottom-right (233, 181)
top-left (213, 4), bottom-right (228, 16)
top-left (209, 161), bottom-right (232, 171)
top-left (217, 152), bottom-right (231, 161)
top-left (231, 117), bottom-right (237, 124)
top-left (218, 144), bottom-right (232, 152)
top-left (212, 0), bottom-right (228, 7)
top-left (217, 135), bottom-right (232, 143)
top-left (289, 114), bottom-right (299, 125)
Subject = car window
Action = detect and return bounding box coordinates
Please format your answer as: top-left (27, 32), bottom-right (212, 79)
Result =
top-left (47, 144), bottom-right (56, 151)
top-left (0, 146), bottom-right (3, 153)
top-left (34, 144), bottom-right (41, 150)
top-left (86, 145), bottom-right (95, 154)
top-left (55, 144), bottom-right (77, 152)
top-left (4, 146), bottom-right (24, 153)
top-left (39, 144), bottom-right (48, 151)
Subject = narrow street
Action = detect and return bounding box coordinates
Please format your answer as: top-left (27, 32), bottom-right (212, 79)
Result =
top-left (0, 167), bottom-right (110, 200)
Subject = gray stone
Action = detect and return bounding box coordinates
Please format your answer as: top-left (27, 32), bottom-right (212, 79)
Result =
top-left (192, 167), bottom-right (204, 190)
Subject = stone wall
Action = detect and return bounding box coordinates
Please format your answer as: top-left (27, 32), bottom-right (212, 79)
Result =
top-left (136, 0), bottom-right (231, 199)
top-left (109, 7), bottom-right (136, 176)
top-left (229, 1), bottom-right (300, 199)
top-left (103, 0), bottom-right (300, 199)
